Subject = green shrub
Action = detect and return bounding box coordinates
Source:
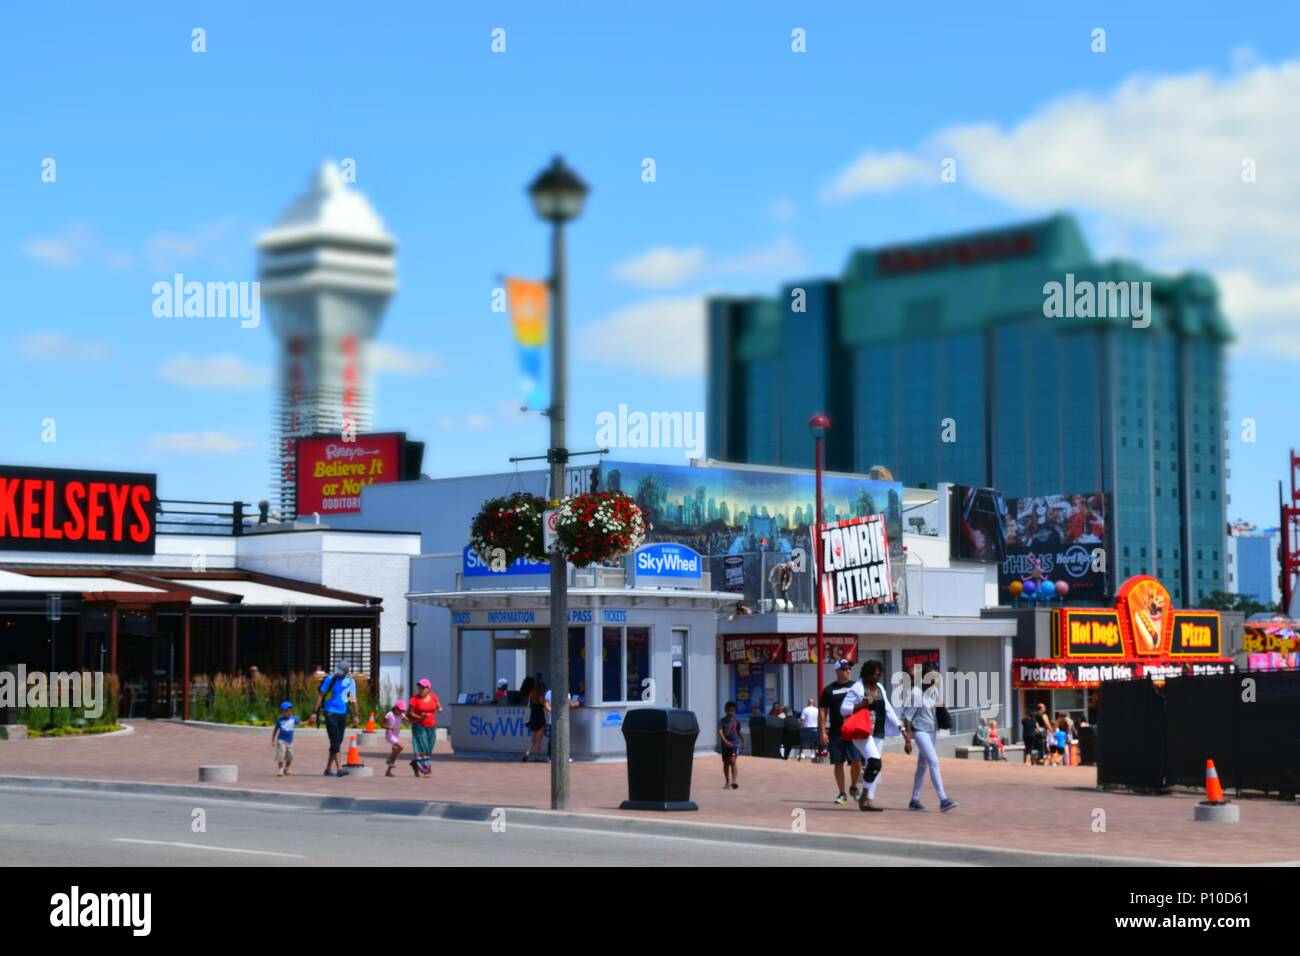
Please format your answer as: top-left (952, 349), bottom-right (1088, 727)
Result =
top-left (189, 671), bottom-right (377, 726)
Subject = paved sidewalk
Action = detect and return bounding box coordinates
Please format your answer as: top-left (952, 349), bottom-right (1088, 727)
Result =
top-left (2, 721), bottom-right (1296, 864)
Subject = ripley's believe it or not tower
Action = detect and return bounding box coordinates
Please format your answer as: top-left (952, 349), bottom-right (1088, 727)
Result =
top-left (257, 163), bottom-right (397, 518)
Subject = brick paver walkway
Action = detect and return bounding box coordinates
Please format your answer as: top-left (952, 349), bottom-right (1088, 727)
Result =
top-left (2, 721), bottom-right (1295, 864)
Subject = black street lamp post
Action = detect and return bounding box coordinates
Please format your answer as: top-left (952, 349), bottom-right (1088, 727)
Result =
top-left (528, 156), bottom-right (588, 810)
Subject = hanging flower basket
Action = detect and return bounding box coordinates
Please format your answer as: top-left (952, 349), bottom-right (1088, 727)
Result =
top-left (554, 491), bottom-right (648, 567)
top-left (469, 493), bottom-right (549, 565)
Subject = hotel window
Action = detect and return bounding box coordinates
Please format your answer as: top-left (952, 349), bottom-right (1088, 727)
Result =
top-left (601, 626), bottom-right (651, 703)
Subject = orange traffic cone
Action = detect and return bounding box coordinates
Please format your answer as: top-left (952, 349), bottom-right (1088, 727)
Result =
top-left (364, 712), bottom-right (375, 733)
top-left (1204, 759), bottom-right (1225, 805)
top-left (346, 734), bottom-right (363, 768)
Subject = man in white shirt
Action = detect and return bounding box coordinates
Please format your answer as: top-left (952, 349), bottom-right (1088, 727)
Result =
top-left (795, 698), bottom-right (818, 761)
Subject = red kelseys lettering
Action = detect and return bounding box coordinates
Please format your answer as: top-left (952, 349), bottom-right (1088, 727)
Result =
top-left (129, 485), bottom-right (151, 543)
top-left (86, 483), bottom-right (107, 541)
top-left (41, 480), bottom-right (62, 539)
top-left (0, 471), bottom-right (153, 551)
top-left (63, 482), bottom-right (86, 539)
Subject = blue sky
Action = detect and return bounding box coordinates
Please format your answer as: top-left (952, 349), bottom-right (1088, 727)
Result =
top-left (1, 1), bottom-right (1296, 529)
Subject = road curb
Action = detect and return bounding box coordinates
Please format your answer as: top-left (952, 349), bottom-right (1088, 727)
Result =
top-left (0, 774), bottom-right (1203, 866)
top-left (180, 720), bottom-right (445, 741)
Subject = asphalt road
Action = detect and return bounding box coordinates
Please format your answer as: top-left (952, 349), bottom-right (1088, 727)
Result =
top-left (0, 786), bottom-right (961, 866)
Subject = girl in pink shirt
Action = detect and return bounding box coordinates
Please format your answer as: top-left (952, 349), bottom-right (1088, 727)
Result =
top-left (384, 700), bottom-right (407, 777)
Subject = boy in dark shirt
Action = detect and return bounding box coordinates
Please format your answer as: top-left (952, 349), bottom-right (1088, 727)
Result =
top-left (718, 701), bottom-right (743, 789)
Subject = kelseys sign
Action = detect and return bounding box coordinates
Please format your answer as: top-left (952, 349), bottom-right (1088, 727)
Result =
top-left (819, 514), bottom-right (893, 612)
top-left (294, 433), bottom-right (406, 516)
top-left (0, 466), bottom-right (156, 555)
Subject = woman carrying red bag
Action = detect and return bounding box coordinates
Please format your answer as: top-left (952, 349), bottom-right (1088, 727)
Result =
top-left (841, 660), bottom-right (911, 812)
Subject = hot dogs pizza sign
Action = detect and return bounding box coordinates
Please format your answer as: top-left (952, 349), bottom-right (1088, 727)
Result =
top-left (1057, 575), bottom-right (1222, 659)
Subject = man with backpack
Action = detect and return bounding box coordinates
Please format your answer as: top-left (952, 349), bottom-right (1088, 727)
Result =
top-left (312, 659), bottom-right (359, 777)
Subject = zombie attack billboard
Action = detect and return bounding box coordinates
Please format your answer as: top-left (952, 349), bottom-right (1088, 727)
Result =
top-left (819, 514), bottom-right (894, 612)
top-left (598, 460), bottom-right (906, 612)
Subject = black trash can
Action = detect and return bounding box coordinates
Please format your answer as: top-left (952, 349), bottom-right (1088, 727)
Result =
top-left (747, 716), bottom-right (766, 757)
top-left (753, 716), bottom-right (784, 758)
top-left (1077, 725), bottom-right (1097, 766)
top-left (620, 708), bottom-right (700, 811)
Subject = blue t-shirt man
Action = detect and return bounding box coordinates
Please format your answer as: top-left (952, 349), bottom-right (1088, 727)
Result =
top-left (320, 673), bottom-right (355, 714)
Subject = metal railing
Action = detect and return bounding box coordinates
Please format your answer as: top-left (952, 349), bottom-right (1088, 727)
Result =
top-left (156, 499), bottom-right (251, 536)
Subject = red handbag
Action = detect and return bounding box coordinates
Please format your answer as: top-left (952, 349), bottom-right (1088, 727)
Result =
top-left (840, 707), bottom-right (874, 740)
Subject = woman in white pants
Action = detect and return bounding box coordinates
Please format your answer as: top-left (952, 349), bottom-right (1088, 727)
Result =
top-left (841, 660), bottom-right (910, 811)
top-left (901, 664), bottom-right (957, 812)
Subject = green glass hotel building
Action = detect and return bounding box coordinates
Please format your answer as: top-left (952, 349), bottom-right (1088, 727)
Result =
top-left (706, 214), bottom-right (1231, 605)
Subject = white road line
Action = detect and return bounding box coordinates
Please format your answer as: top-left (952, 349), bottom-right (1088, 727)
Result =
top-left (112, 838), bottom-right (305, 858)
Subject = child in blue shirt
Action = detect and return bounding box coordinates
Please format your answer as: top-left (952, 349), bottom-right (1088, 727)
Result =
top-left (272, 701), bottom-right (301, 776)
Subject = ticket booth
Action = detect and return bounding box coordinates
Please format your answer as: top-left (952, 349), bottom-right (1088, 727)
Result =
top-left (409, 547), bottom-right (741, 760)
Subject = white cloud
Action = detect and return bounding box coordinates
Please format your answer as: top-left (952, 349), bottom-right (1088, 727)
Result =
top-left (714, 236), bottom-right (805, 277)
top-left (611, 246), bottom-right (708, 288)
top-left (19, 332), bottom-right (111, 361)
top-left (1216, 269), bottom-right (1300, 359)
top-left (437, 413), bottom-right (494, 431)
top-left (21, 224), bottom-right (95, 268)
top-left (769, 199), bottom-right (798, 224)
top-left (159, 354), bottom-right (272, 389)
top-left (821, 151), bottom-right (930, 202)
top-left (611, 238), bottom-right (804, 290)
top-left (579, 298), bottom-right (705, 375)
top-left (147, 432), bottom-right (256, 454)
top-left (821, 59), bottom-right (1300, 356)
top-left (368, 342), bottom-right (443, 375)
top-left (144, 219), bottom-right (240, 272)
